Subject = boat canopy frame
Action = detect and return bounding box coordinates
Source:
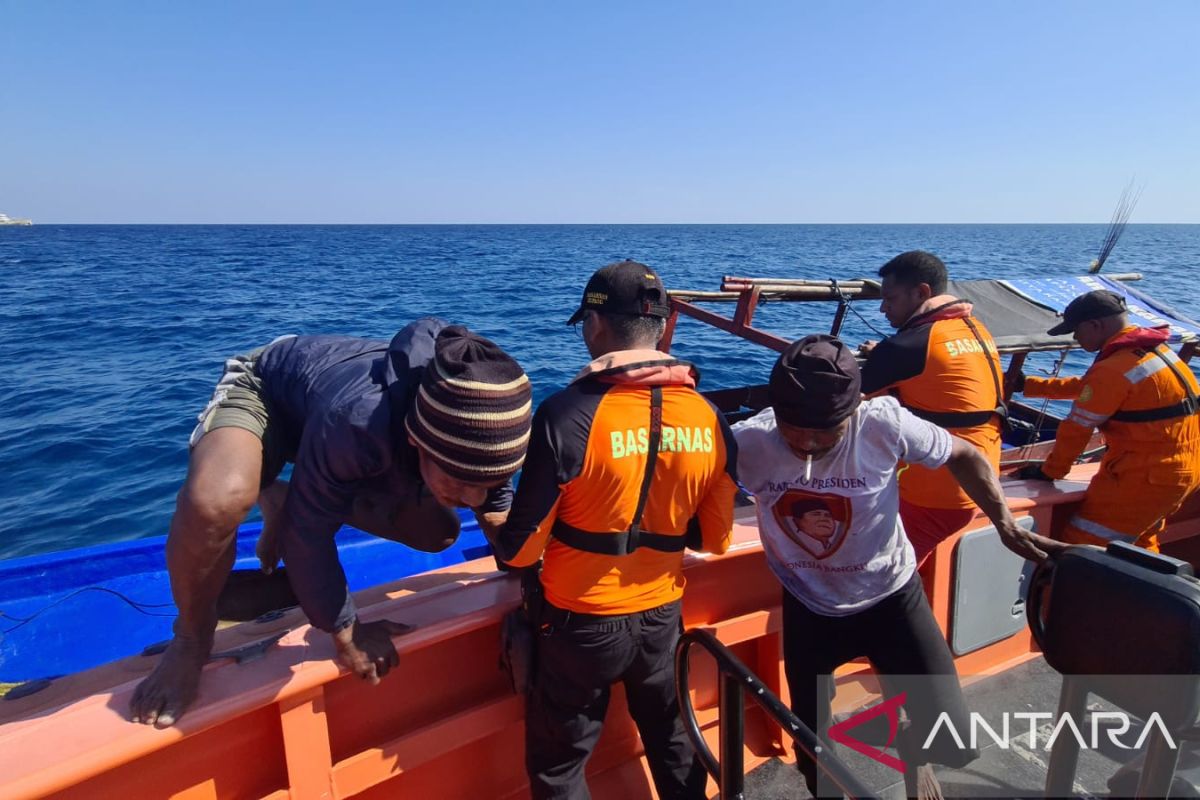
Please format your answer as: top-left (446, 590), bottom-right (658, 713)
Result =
top-left (663, 271), bottom-right (1197, 364)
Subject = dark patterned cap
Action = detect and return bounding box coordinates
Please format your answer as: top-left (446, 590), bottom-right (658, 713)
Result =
top-left (405, 327), bottom-right (532, 483)
top-left (769, 334), bottom-right (862, 428)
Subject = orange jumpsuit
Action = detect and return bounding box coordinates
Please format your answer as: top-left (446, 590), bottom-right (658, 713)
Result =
top-left (1024, 326), bottom-right (1200, 551)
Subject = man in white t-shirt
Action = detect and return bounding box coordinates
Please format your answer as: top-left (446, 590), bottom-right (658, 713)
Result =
top-left (733, 334), bottom-right (1062, 798)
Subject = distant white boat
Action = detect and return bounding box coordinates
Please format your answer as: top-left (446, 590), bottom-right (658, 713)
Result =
top-left (0, 213), bottom-right (33, 226)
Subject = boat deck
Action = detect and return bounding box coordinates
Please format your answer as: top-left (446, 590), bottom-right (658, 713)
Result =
top-left (747, 655), bottom-right (1200, 798)
top-left (2, 466), bottom-right (1199, 799)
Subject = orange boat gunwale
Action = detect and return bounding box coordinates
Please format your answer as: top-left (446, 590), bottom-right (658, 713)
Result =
top-left (5, 468), bottom-right (1180, 800)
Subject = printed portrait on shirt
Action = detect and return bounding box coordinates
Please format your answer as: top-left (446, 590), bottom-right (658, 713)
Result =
top-left (770, 490), bottom-right (852, 560)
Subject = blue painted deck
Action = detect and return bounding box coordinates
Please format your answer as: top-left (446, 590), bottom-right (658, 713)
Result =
top-left (0, 511), bottom-right (491, 684)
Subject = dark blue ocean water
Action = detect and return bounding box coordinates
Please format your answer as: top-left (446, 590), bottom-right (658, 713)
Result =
top-left (2, 224), bottom-right (1199, 561)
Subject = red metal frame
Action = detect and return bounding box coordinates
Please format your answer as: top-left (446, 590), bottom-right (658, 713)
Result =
top-left (661, 293), bottom-right (792, 354)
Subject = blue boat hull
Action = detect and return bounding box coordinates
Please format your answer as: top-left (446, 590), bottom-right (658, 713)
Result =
top-left (0, 511), bottom-right (491, 684)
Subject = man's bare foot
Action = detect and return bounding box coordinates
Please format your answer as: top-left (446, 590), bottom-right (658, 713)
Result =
top-left (916, 764), bottom-right (944, 800)
top-left (129, 636), bottom-right (210, 727)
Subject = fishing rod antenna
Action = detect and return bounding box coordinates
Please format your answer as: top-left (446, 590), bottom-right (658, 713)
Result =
top-left (1089, 179), bottom-right (1143, 274)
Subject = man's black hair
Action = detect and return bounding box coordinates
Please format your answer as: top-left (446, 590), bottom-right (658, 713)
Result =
top-left (791, 498), bottom-right (830, 517)
top-left (878, 250), bottom-right (948, 295)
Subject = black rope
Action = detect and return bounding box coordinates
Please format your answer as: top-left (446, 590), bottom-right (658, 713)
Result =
top-left (831, 280), bottom-right (888, 339)
top-left (1, 586), bottom-right (176, 635)
top-left (1016, 351), bottom-right (1070, 463)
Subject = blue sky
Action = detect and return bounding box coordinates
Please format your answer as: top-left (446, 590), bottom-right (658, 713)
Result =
top-left (2, 1), bottom-right (1197, 223)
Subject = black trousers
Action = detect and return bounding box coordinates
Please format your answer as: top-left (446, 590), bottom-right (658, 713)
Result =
top-left (783, 574), bottom-right (977, 796)
top-left (524, 599), bottom-right (706, 800)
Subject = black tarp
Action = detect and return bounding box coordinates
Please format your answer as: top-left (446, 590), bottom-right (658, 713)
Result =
top-left (947, 279), bottom-right (1075, 351)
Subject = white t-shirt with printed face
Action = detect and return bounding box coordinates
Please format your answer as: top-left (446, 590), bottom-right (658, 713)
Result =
top-left (732, 396), bottom-right (953, 616)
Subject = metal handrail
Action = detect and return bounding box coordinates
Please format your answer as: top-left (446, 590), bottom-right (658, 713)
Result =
top-left (674, 627), bottom-right (876, 799)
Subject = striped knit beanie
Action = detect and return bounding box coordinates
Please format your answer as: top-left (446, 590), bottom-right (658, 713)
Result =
top-left (405, 326), bottom-right (532, 483)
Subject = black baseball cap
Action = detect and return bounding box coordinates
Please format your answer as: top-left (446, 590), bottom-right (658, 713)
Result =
top-left (769, 334), bottom-right (862, 428)
top-left (1047, 289), bottom-right (1127, 336)
top-left (567, 260), bottom-right (671, 325)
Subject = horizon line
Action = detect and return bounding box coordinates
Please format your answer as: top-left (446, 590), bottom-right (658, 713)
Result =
top-left (10, 220), bottom-right (1199, 227)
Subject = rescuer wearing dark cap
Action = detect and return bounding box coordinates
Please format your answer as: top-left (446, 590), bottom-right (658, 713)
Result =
top-left (495, 260), bottom-right (738, 800)
top-left (1010, 289), bottom-right (1200, 551)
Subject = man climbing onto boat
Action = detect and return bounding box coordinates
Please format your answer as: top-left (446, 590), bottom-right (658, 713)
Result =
top-left (733, 334), bottom-right (1062, 798)
top-left (1011, 289), bottom-right (1200, 551)
top-left (130, 319), bottom-right (533, 727)
top-left (859, 250), bottom-right (1004, 566)
top-left (492, 261), bottom-right (738, 799)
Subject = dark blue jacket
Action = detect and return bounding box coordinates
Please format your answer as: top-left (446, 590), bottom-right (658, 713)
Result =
top-left (254, 317), bottom-right (510, 631)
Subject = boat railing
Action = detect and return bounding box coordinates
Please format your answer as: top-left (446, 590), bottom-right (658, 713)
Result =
top-left (673, 272), bottom-right (1144, 301)
top-left (674, 627), bottom-right (877, 800)
top-left (663, 272), bottom-right (1147, 356)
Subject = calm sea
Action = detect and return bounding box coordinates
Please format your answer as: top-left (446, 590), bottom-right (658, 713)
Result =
top-left (2, 224), bottom-right (1198, 560)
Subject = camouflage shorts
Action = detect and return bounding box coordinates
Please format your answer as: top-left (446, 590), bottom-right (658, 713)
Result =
top-left (189, 335), bottom-right (295, 487)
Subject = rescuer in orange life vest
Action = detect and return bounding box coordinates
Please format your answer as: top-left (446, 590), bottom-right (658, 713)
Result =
top-left (859, 251), bottom-right (1005, 565)
top-left (494, 261), bottom-right (738, 800)
top-left (1011, 289), bottom-right (1200, 551)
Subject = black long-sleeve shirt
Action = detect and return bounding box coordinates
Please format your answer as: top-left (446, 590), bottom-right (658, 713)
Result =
top-left (254, 318), bottom-right (510, 631)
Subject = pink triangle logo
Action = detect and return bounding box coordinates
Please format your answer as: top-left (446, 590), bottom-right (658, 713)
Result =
top-left (826, 692), bottom-right (908, 773)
